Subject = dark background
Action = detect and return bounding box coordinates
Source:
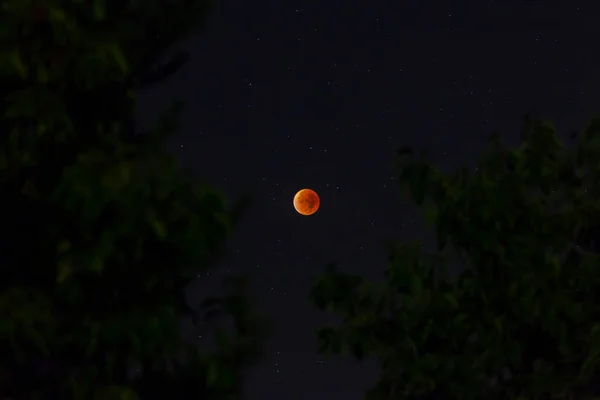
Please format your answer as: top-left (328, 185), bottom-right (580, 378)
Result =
top-left (135, 1), bottom-right (600, 399)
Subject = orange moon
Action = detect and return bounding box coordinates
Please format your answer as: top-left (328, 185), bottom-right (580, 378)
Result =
top-left (293, 189), bottom-right (320, 216)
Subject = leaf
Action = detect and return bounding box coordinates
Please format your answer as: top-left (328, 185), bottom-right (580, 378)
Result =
top-left (547, 254), bottom-right (561, 277)
top-left (493, 317), bottom-right (503, 333)
top-left (206, 362), bottom-right (220, 386)
top-left (86, 335), bottom-right (98, 358)
top-left (0, 150), bottom-right (6, 170)
top-left (37, 66), bottom-right (48, 83)
top-left (150, 219), bottom-right (167, 238)
top-left (24, 325), bottom-right (48, 355)
top-left (581, 351), bottom-right (600, 380)
top-left (422, 200), bottom-right (437, 226)
top-left (49, 8), bottom-right (66, 22)
top-left (215, 330), bottom-right (230, 351)
top-left (57, 260), bottom-right (72, 283)
top-left (57, 240), bottom-right (71, 254)
top-left (128, 332), bottom-right (141, 354)
top-left (444, 293), bottom-right (459, 309)
top-left (109, 45), bottom-right (129, 73)
top-left (89, 257), bottom-right (104, 273)
top-left (21, 179), bottom-right (37, 196)
top-left (410, 275), bottom-right (422, 295)
top-left (93, 0), bottom-right (106, 20)
top-left (94, 386), bottom-right (139, 400)
top-left (8, 51), bottom-right (27, 78)
top-left (317, 327), bottom-right (343, 355)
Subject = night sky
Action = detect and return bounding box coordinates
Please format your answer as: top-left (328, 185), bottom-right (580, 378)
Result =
top-left (135, 1), bottom-right (600, 399)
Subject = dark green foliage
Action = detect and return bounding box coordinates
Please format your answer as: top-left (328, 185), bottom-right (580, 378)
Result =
top-left (311, 115), bottom-right (600, 399)
top-left (1, 1), bottom-right (267, 398)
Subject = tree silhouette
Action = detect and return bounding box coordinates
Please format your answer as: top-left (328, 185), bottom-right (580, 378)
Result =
top-left (1, 1), bottom-right (267, 398)
top-left (311, 115), bottom-right (600, 399)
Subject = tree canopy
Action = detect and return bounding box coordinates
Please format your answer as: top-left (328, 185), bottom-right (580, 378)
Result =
top-left (311, 116), bottom-right (600, 399)
top-left (6, 1), bottom-right (600, 399)
top-left (1, 1), bottom-right (267, 398)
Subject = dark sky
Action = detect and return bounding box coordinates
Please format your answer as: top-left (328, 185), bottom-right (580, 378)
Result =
top-left (135, 1), bottom-right (600, 399)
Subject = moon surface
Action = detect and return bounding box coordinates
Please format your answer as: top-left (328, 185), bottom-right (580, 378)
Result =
top-left (293, 189), bottom-right (320, 216)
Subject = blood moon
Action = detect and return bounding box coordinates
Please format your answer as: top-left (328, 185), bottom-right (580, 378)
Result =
top-left (293, 189), bottom-right (320, 216)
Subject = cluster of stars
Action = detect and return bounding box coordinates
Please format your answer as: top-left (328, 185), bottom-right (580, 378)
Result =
top-left (159, 2), bottom-right (600, 397)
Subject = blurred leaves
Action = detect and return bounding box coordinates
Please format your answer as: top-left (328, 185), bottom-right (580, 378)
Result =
top-left (0, 0), bottom-right (267, 399)
top-left (311, 115), bottom-right (600, 399)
